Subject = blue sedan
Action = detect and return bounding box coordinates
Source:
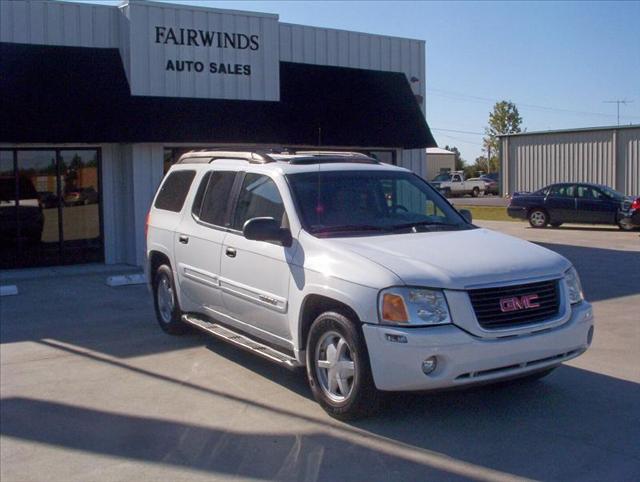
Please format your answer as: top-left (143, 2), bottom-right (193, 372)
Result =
top-left (507, 183), bottom-right (638, 230)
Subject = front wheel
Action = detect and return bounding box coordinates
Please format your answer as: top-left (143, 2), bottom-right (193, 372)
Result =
top-left (306, 311), bottom-right (380, 420)
top-left (528, 209), bottom-right (548, 228)
top-left (472, 187), bottom-right (480, 197)
top-left (153, 264), bottom-right (189, 335)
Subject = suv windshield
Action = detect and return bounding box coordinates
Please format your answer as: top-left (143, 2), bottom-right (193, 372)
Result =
top-left (287, 170), bottom-right (472, 236)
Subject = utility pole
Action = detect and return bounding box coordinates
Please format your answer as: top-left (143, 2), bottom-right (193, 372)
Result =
top-left (603, 99), bottom-right (633, 126)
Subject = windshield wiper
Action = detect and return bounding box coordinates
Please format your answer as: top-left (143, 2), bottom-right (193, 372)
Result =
top-left (312, 224), bottom-right (392, 234)
top-left (389, 220), bottom-right (461, 231)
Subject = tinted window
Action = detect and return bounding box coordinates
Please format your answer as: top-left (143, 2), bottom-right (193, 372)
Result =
top-left (154, 170), bottom-right (196, 212)
top-left (191, 171), bottom-right (212, 217)
top-left (232, 174), bottom-right (285, 230)
top-left (577, 186), bottom-right (603, 200)
top-left (200, 171), bottom-right (237, 226)
top-left (548, 185), bottom-right (575, 198)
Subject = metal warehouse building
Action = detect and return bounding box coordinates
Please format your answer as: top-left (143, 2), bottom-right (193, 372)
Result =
top-left (0, 0), bottom-right (435, 270)
top-left (499, 125), bottom-right (640, 197)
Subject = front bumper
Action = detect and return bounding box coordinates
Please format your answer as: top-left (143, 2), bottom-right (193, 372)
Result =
top-left (507, 206), bottom-right (528, 220)
top-left (363, 301), bottom-right (593, 391)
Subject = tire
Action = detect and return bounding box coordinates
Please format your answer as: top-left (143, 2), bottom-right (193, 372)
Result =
top-left (528, 209), bottom-right (548, 228)
top-left (306, 311), bottom-right (380, 420)
top-left (153, 264), bottom-right (188, 335)
top-left (550, 222), bottom-right (563, 228)
top-left (472, 187), bottom-right (480, 197)
top-left (617, 221), bottom-right (635, 231)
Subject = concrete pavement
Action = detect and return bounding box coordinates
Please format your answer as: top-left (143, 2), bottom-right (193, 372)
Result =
top-left (1, 223), bottom-right (639, 481)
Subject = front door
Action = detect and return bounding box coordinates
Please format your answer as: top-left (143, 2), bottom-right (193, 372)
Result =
top-left (220, 173), bottom-right (293, 343)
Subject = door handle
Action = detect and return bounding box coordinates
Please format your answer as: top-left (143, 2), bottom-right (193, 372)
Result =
top-left (225, 247), bottom-right (237, 258)
top-left (178, 234), bottom-right (189, 244)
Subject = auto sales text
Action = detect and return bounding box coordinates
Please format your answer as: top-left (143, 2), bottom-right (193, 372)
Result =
top-left (165, 60), bottom-right (251, 75)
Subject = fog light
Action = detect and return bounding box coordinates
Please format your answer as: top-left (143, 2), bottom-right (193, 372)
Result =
top-left (422, 356), bottom-right (438, 375)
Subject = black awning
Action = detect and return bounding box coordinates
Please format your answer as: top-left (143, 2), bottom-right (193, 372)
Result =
top-left (0, 42), bottom-right (435, 148)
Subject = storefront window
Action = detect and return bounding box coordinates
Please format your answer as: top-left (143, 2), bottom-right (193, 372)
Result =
top-left (0, 148), bottom-right (102, 269)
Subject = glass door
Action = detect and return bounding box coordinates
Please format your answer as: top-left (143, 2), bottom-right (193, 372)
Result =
top-left (0, 148), bottom-right (103, 269)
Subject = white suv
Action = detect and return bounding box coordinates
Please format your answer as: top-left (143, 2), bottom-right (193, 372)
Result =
top-left (146, 150), bottom-right (594, 419)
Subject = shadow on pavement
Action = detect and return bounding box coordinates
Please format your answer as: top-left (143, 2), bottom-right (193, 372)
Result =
top-left (534, 242), bottom-right (640, 302)
top-left (7, 339), bottom-right (638, 481)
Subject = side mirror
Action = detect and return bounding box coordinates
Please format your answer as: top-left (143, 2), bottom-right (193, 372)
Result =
top-left (459, 209), bottom-right (473, 223)
top-left (243, 217), bottom-right (292, 247)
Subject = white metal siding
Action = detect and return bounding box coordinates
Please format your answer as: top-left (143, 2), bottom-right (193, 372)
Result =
top-left (0, 0), bottom-right (120, 48)
top-left (500, 127), bottom-right (640, 196)
top-left (425, 153), bottom-right (455, 180)
top-left (124, 2), bottom-right (279, 101)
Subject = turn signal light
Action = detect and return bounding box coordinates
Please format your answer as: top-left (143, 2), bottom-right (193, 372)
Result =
top-left (381, 293), bottom-right (409, 323)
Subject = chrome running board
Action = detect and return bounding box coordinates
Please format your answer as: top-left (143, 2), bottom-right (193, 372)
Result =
top-left (182, 314), bottom-right (301, 369)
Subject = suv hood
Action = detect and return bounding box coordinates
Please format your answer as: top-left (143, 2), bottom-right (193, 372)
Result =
top-left (328, 228), bottom-right (570, 289)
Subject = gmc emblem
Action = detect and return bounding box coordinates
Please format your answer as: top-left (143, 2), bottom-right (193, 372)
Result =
top-left (499, 294), bottom-right (540, 312)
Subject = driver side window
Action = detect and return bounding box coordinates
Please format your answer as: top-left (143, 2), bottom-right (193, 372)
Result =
top-left (232, 173), bottom-right (287, 230)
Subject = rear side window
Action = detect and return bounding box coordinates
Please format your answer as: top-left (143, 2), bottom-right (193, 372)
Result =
top-left (154, 170), bottom-right (196, 212)
top-left (232, 173), bottom-right (286, 230)
top-left (199, 171), bottom-right (237, 226)
top-left (549, 185), bottom-right (575, 198)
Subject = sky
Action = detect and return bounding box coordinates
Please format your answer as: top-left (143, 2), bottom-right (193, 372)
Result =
top-left (86, 0), bottom-right (640, 163)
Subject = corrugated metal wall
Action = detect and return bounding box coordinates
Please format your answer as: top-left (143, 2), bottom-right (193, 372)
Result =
top-left (0, 0), bottom-right (120, 48)
top-left (500, 127), bottom-right (640, 196)
top-left (425, 153), bottom-right (455, 180)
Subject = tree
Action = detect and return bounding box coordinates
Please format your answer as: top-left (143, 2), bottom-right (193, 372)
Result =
top-left (443, 145), bottom-right (465, 170)
top-left (483, 100), bottom-right (522, 172)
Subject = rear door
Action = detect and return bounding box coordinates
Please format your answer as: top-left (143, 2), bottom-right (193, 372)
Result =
top-left (575, 185), bottom-right (618, 224)
top-left (219, 172), bottom-right (294, 342)
top-left (174, 169), bottom-right (237, 314)
top-left (545, 184), bottom-right (577, 222)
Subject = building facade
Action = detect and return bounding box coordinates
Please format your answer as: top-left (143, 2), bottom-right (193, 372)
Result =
top-left (425, 147), bottom-right (456, 181)
top-left (499, 125), bottom-right (640, 197)
top-left (0, 0), bottom-right (435, 269)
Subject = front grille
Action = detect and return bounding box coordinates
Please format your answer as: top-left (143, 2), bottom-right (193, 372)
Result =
top-left (468, 279), bottom-right (560, 329)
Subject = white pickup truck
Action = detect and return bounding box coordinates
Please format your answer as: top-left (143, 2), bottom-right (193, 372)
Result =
top-left (431, 171), bottom-right (486, 197)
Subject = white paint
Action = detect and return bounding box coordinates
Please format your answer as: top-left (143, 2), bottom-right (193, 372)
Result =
top-left (106, 273), bottom-right (146, 287)
top-left (0, 285), bottom-right (19, 296)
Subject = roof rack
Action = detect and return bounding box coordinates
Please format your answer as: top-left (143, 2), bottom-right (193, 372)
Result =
top-left (287, 151), bottom-right (378, 165)
top-left (177, 149), bottom-right (276, 164)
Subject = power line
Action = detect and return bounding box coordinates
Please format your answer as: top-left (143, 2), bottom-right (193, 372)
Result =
top-left (431, 127), bottom-right (484, 136)
top-left (603, 99), bottom-right (634, 126)
top-left (428, 87), bottom-right (640, 120)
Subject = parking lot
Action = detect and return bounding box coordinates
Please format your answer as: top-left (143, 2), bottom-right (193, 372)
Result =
top-left (1, 221), bottom-right (639, 482)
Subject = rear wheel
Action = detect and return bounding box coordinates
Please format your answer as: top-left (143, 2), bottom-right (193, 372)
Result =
top-left (528, 209), bottom-right (548, 228)
top-left (306, 311), bottom-right (380, 420)
top-left (153, 264), bottom-right (188, 335)
top-left (472, 186), bottom-right (480, 197)
top-left (617, 221), bottom-right (635, 231)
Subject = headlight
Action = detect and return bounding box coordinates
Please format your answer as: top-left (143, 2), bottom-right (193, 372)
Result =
top-left (564, 266), bottom-right (584, 305)
top-left (379, 287), bottom-right (452, 326)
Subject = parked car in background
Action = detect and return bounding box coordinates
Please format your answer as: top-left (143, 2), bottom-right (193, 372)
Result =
top-left (430, 171), bottom-right (486, 197)
top-left (0, 175), bottom-right (44, 243)
top-left (468, 175), bottom-right (499, 195)
top-left (64, 186), bottom-right (98, 206)
top-left (507, 182), bottom-right (639, 230)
